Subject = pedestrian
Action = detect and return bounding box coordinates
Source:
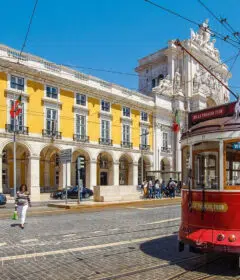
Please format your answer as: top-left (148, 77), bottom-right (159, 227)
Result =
top-left (161, 180), bottom-right (166, 197)
top-left (154, 179), bottom-right (161, 199)
top-left (143, 181), bottom-right (148, 199)
top-left (148, 179), bottom-right (153, 198)
top-left (79, 184), bottom-right (83, 201)
top-left (168, 179), bottom-right (176, 199)
top-left (15, 184), bottom-right (31, 229)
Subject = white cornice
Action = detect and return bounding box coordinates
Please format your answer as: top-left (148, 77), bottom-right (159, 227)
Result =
top-left (0, 44), bottom-right (155, 111)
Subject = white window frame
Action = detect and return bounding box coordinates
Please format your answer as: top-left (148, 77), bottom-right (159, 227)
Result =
top-left (75, 93), bottom-right (87, 107)
top-left (122, 123), bottom-right (131, 143)
top-left (100, 118), bottom-right (111, 141)
top-left (141, 111), bottom-right (148, 122)
top-left (45, 85), bottom-right (60, 100)
top-left (7, 74), bottom-right (27, 93)
top-left (75, 114), bottom-right (87, 137)
top-left (162, 132), bottom-right (168, 148)
top-left (45, 107), bottom-right (58, 134)
top-left (140, 126), bottom-right (148, 146)
top-left (122, 106), bottom-right (131, 118)
top-left (44, 103), bottom-right (60, 132)
top-left (101, 100), bottom-right (111, 113)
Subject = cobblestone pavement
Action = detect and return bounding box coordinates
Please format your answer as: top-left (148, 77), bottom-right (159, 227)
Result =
top-left (0, 204), bottom-right (239, 279)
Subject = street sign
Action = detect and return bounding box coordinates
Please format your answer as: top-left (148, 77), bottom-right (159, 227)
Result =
top-left (60, 149), bottom-right (72, 163)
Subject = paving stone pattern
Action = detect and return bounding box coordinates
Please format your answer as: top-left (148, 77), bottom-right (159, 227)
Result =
top-left (0, 205), bottom-right (239, 279)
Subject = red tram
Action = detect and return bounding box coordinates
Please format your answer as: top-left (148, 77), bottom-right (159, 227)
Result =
top-left (179, 100), bottom-right (240, 254)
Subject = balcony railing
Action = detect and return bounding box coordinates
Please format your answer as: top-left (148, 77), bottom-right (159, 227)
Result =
top-left (5, 124), bottom-right (29, 135)
top-left (73, 134), bottom-right (89, 142)
top-left (121, 141), bottom-right (133, 149)
top-left (99, 138), bottom-right (113, 146)
top-left (42, 129), bottom-right (62, 139)
top-left (161, 146), bottom-right (171, 153)
top-left (139, 144), bottom-right (150, 151)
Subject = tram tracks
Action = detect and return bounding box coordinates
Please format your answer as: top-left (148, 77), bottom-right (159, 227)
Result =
top-left (94, 255), bottom-right (208, 280)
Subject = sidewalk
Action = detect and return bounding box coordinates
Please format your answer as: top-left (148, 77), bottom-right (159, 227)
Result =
top-left (0, 197), bottom-right (181, 219)
top-left (48, 197), bottom-right (182, 209)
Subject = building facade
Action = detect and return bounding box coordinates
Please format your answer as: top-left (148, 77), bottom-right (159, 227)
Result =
top-left (0, 20), bottom-right (231, 201)
top-left (135, 19), bottom-right (231, 176)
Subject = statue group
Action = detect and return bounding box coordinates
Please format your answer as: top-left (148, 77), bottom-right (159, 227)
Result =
top-left (190, 19), bottom-right (219, 60)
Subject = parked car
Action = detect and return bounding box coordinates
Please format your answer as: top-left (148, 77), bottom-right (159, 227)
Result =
top-left (50, 186), bottom-right (93, 199)
top-left (67, 186), bottom-right (93, 199)
top-left (0, 193), bottom-right (7, 206)
top-left (50, 187), bottom-right (71, 199)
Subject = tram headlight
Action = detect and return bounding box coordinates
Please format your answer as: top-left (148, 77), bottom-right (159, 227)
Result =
top-left (217, 234), bottom-right (225, 241)
top-left (228, 234), bottom-right (236, 242)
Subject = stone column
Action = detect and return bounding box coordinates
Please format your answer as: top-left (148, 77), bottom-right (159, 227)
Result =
top-left (89, 160), bottom-right (97, 190)
top-left (219, 140), bottom-right (224, 190)
top-left (28, 156), bottom-right (40, 201)
top-left (132, 162), bottom-right (138, 187)
top-left (0, 154), bottom-right (2, 193)
top-left (113, 161), bottom-right (119, 186)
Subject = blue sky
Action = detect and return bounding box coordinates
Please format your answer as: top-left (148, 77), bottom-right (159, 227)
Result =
top-left (1, 0), bottom-right (240, 96)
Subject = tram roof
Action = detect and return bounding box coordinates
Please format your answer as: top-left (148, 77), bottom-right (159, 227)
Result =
top-left (182, 100), bottom-right (239, 139)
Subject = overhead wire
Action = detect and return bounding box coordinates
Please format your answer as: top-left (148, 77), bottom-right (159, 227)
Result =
top-left (198, 0), bottom-right (240, 42)
top-left (18, 0), bottom-right (39, 62)
top-left (144, 0), bottom-right (240, 50)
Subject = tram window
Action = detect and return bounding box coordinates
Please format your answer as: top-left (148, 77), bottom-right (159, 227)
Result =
top-left (182, 146), bottom-right (190, 187)
top-left (225, 142), bottom-right (240, 186)
top-left (193, 151), bottom-right (219, 189)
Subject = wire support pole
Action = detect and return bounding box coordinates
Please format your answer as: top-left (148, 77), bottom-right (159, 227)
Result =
top-left (174, 39), bottom-right (238, 100)
top-left (13, 91), bottom-right (17, 199)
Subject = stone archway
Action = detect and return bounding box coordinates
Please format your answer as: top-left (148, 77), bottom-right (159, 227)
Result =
top-left (160, 157), bottom-right (171, 182)
top-left (97, 152), bottom-right (113, 186)
top-left (40, 145), bottom-right (60, 191)
top-left (119, 154), bottom-right (133, 186)
top-left (138, 156), bottom-right (151, 184)
top-left (72, 149), bottom-right (91, 188)
top-left (2, 142), bottom-right (31, 194)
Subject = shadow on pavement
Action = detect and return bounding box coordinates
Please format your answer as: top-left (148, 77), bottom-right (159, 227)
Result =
top-left (140, 234), bottom-right (239, 277)
top-left (10, 223), bottom-right (21, 228)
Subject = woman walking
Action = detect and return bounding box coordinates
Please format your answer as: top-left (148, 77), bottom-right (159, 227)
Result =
top-left (15, 184), bottom-right (31, 229)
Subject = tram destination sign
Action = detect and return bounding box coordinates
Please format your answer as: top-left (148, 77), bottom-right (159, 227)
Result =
top-left (189, 101), bottom-right (236, 128)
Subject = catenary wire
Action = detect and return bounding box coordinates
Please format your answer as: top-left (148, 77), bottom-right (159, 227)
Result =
top-left (18, 0), bottom-right (39, 62)
top-left (144, 0), bottom-right (240, 50)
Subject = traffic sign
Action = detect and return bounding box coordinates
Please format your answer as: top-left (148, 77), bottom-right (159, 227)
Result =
top-left (60, 149), bottom-right (72, 163)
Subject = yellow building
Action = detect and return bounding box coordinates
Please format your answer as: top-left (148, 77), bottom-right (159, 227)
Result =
top-left (0, 44), bottom-right (154, 201)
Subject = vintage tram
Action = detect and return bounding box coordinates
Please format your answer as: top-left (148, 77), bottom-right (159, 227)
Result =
top-left (179, 100), bottom-right (240, 254)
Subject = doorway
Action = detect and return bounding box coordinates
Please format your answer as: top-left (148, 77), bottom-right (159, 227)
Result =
top-left (100, 172), bottom-right (108, 185)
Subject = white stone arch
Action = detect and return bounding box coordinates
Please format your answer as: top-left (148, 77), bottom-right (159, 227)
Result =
top-left (39, 144), bottom-right (62, 189)
top-left (96, 150), bottom-right (114, 186)
top-left (0, 139), bottom-right (34, 156)
top-left (72, 147), bottom-right (91, 188)
top-left (119, 153), bottom-right (134, 185)
top-left (1, 140), bottom-right (32, 193)
top-left (94, 148), bottom-right (117, 163)
top-left (137, 154), bottom-right (152, 184)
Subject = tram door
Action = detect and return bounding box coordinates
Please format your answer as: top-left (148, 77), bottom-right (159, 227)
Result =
top-left (194, 152), bottom-right (218, 246)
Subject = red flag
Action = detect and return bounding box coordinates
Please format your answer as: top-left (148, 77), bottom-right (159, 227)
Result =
top-left (10, 96), bottom-right (22, 118)
top-left (172, 110), bottom-right (180, 132)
